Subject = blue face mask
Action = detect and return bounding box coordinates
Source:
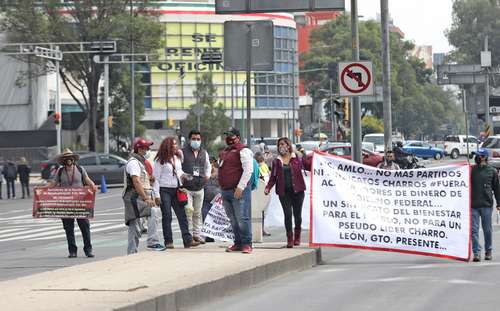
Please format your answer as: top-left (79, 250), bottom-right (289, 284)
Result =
top-left (190, 140), bottom-right (201, 150)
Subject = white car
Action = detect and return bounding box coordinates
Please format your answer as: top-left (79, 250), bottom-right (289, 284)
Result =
top-left (443, 135), bottom-right (478, 159)
top-left (363, 133), bottom-right (385, 153)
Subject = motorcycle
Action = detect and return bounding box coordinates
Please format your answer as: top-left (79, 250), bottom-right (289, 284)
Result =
top-left (396, 154), bottom-right (425, 169)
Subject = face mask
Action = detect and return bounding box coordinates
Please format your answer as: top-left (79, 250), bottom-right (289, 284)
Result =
top-left (144, 150), bottom-right (151, 159)
top-left (190, 140), bottom-right (201, 150)
top-left (226, 136), bottom-right (236, 145)
top-left (279, 146), bottom-right (289, 155)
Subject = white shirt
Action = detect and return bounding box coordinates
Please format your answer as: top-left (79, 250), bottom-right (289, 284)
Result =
top-left (153, 156), bottom-right (184, 197)
top-left (125, 159), bottom-right (142, 177)
top-left (238, 148), bottom-right (254, 190)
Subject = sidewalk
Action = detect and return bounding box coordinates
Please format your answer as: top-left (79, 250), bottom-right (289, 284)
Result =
top-left (0, 244), bottom-right (319, 311)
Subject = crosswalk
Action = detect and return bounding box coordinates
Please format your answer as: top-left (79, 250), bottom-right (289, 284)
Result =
top-left (0, 207), bottom-right (181, 243)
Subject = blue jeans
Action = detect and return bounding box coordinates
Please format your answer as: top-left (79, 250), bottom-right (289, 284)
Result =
top-left (221, 186), bottom-right (252, 246)
top-left (472, 207), bottom-right (493, 254)
top-left (159, 187), bottom-right (192, 245)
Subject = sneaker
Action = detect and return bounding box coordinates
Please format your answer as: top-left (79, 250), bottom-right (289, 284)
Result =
top-left (485, 251), bottom-right (492, 261)
top-left (262, 230), bottom-right (272, 237)
top-left (164, 243), bottom-right (175, 249)
top-left (473, 253), bottom-right (481, 262)
top-left (241, 245), bottom-right (253, 254)
top-left (147, 243), bottom-right (165, 251)
top-left (184, 240), bottom-right (201, 248)
top-left (205, 237), bottom-right (215, 243)
top-left (225, 244), bottom-right (241, 252)
top-left (68, 252), bottom-right (77, 258)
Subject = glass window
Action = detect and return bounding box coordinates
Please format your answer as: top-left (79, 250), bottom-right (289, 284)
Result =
top-left (79, 156), bottom-right (97, 166)
top-left (99, 155), bottom-right (121, 165)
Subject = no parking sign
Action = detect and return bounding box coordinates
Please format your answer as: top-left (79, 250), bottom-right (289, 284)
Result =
top-left (338, 61), bottom-right (374, 96)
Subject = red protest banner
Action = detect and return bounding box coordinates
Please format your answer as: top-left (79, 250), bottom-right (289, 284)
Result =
top-left (33, 187), bottom-right (95, 219)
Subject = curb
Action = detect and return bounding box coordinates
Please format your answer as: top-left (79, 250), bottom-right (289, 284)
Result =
top-left (113, 248), bottom-right (320, 311)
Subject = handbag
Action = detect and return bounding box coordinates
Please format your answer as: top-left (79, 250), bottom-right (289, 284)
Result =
top-left (131, 193), bottom-right (152, 218)
top-left (172, 157), bottom-right (188, 207)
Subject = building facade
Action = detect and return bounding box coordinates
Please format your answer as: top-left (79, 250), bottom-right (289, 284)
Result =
top-left (141, 1), bottom-right (299, 139)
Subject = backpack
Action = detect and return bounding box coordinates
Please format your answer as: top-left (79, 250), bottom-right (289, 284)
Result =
top-left (250, 158), bottom-right (260, 191)
top-left (57, 165), bottom-right (86, 185)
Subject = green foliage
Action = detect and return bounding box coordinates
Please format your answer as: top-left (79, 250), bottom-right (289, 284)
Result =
top-left (302, 14), bottom-right (464, 139)
top-left (184, 73), bottom-right (231, 156)
top-left (362, 116), bottom-right (384, 135)
top-left (0, 1), bottom-right (163, 151)
top-left (447, 0), bottom-right (500, 67)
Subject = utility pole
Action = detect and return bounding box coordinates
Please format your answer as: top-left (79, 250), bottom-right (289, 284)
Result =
top-left (484, 34), bottom-right (491, 132)
top-left (381, 0), bottom-right (393, 151)
top-left (130, 4), bottom-right (136, 147)
top-left (246, 23), bottom-right (252, 145)
top-left (330, 79), bottom-right (337, 141)
top-left (351, 0), bottom-right (362, 163)
top-left (55, 48), bottom-right (62, 155)
top-left (104, 55), bottom-right (110, 154)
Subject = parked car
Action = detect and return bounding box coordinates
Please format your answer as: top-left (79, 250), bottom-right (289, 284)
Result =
top-left (403, 141), bottom-right (444, 160)
top-left (41, 153), bottom-right (127, 184)
top-left (318, 145), bottom-right (384, 167)
top-left (363, 133), bottom-right (385, 153)
top-left (480, 135), bottom-right (500, 158)
top-left (443, 135), bottom-right (478, 159)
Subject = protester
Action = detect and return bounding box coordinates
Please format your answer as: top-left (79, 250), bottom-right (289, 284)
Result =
top-left (123, 138), bottom-right (163, 254)
top-left (393, 141), bottom-right (412, 169)
top-left (377, 149), bottom-right (400, 170)
top-left (42, 149), bottom-right (97, 258)
top-left (202, 156), bottom-right (220, 243)
top-left (180, 130), bottom-right (211, 244)
top-left (218, 127), bottom-right (254, 254)
top-left (153, 137), bottom-right (200, 249)
top-left (264, 138), bottom-right (310, 248)
top-left (17, 157), bottom-right (31, 199)
top-left (2, 160), bottom-right (17, 199)
top-left (255, 152), bottom-right (271, 237)
top-left (471, 148), bottom-right (500, 262)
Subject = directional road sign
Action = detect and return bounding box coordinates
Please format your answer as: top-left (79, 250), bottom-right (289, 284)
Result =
top-left (338, 61), bottom-right (374, 96)
top-left (216, 0), bottom-right (345, 14)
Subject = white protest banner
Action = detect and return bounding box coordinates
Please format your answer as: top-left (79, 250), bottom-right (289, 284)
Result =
top-left (201, 194), bottom-right (234, 242)
top-left (310, 153), bottom-right (471, 261)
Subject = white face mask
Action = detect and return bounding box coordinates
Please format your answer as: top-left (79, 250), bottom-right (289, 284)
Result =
top-left (144, 150), bottom-right (151, 159)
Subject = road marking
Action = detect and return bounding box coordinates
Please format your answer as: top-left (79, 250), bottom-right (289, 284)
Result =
top-left (0, 222), bottom-right (114, 242)
top-left (30, 224), bottom-right (127, 241)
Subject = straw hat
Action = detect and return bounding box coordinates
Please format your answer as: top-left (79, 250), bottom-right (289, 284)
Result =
top-left (57, 148), bottom-right (80, 164)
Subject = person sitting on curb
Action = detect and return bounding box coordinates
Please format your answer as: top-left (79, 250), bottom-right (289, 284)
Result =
top-left (471, 148), bottom-right (500, 262)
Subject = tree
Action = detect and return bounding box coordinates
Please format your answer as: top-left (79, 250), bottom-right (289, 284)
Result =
top-left (0, 1), bottom-right (163, 151)
top-left (184, 73), bottom-right (231, 155)
top-left (447, 0), bottom-right (500, 68)
top-left (302, 14), bottom-right (464, 139)
top-left (362, 115), bottom-right (384, 136)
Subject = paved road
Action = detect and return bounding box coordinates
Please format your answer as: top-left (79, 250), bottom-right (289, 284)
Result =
top-left (193, 226), bottom-right (500, 311)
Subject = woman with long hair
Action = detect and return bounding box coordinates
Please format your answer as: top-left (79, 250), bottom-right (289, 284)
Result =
top-left (153, 137), bottom-right (199, 248)
top-left (264, 137), bottom-right (310, 248)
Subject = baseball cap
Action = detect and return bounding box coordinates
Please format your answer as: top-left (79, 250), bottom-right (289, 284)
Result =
top-left (133, 138), bottom-right (154, 151)
top-left (224, 127), bottom-right (240, 137)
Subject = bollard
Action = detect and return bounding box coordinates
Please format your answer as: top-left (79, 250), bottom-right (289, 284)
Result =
top-left (100, 175), bottom-right (107, 193)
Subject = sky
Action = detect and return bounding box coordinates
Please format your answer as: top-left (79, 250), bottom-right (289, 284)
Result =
top-left (346, 0), bottom-right (454, 53)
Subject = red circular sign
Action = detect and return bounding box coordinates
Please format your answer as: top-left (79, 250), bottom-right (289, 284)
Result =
top-left (340, 63), bottom-right (372, 94)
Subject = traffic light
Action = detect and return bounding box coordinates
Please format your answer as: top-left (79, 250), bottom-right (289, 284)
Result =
top-left (108, 116), bottom-right (113, 129)
top-left (342, 98), bottom-right (349, 121)
top-left (54, 112), bottom-right (61, 125)
top-left (327, 62), bottom-right (338, 80)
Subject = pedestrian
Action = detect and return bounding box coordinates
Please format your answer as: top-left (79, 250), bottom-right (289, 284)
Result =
top-left (42, 149), bottom-right (97, 258)
top-left (153, 137), bottom-right (200, 249)
top-left (377, 149), bottom-right (400, 170)
top-left (17, 157), bottom-right (31, 199)
top-left (179, 130), bottom-right (211, 244)
top-left (218, 127), bottom-right (254, 254)
top-left (202, 156), bottom-right (220, 243)
top-left (2, 160), bottom-right (17, 199)
top-left (123, 138), bottom-right (164, 254)
top-left (471, 148), bottom-right (500, 262)
top-left (255, 152), bottom-right (271, 237)
top-left (264, 137), bottom-right (310, 248)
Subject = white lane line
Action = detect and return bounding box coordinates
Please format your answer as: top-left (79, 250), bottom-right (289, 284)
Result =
top-left (0, 222), bottom-right (113, 242)
top-left (29, 224), bottom-right (126, 241)
top-left (0, 214), bottom-right (32, 220)
top-left (0, 225), bottom-right (62, 239)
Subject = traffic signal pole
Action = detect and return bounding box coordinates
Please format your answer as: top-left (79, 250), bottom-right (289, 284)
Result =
top-left (55, 49), bottom-right (61, 155)
top-left (350, 0), bottom-right (362, 163)
top-left (381, 0), bottom-right (393, 151)
top-left (104, 55), bottom-right (110, 154)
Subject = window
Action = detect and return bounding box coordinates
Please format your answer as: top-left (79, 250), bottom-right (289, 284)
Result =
top-left (99, 155), bottom-right (121, 165)
top-left (410, 142), bottom-right (422, 147)
top-left (466, 137), bottom-right (478, 144)
top-left (483, 138), bottom-right (500, 148)
top-left (79, 156), bottom-right (97, 166)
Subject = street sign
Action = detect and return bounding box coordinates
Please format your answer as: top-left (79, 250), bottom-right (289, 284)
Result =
top-left (436, 64), bottom-right (486, 85)
top-left (338, 61), bottom-right (374, 96)
top-left (490, 106), bottom-right (499, 114)
top-left (492, 115), bottom-right (500, 122)
top-left (224, 20), bottom-right (274, 71)
top-left (34, 47), bottom-right (63, 61)
top-left (215, 0), bottom-right (345, 14)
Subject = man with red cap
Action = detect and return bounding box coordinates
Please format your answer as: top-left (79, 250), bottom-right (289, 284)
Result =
top-left (123, 138), bottom-right (163, 254)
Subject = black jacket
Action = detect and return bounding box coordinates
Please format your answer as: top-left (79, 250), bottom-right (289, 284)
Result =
top-left (471, 163), bottom-right (500, 209)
